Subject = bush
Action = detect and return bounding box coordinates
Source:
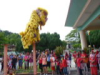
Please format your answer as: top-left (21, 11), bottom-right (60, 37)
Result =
top-left (83, 47), bottom-right (89, 54)
top-left (55, 46), bottom-right (64, 57)
top-left (73, 43), bottom-right (81, 49)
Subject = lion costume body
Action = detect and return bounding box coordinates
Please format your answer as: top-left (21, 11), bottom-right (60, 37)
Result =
top-left (20, 8), bottom-right (48, 49)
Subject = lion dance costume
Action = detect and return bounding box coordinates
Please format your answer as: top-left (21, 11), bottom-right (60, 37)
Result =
top-left (20, 8), bottom-right (48, 49)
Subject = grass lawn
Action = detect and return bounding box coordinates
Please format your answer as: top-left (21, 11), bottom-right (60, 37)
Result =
top-left (16, 66), bottom-right (52, 74)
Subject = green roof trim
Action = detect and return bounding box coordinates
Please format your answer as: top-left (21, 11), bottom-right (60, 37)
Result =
top-left (65, 0), bottom-right (87, 27)
top-left (78, 6), bottom-right (100, 31)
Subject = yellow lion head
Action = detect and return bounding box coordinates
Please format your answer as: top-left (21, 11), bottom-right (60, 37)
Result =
top-left (36, 7), bottom-right (48, 26)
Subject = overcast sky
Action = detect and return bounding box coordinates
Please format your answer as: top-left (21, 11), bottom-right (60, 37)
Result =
top-left (0, 0), bottom-right (73, 40)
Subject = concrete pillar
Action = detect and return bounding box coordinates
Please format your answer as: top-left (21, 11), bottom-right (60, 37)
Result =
top-left (4, 44), bottom-right (8, 75)
top-left (80, 30), bottom-right (87, 50)
top-left (33, 43), bottom-right (37, 75)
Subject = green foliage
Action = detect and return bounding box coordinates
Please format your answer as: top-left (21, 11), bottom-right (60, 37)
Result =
top-left (55, 46), bottom-right (64, 57)
top-left (86, 30), bottom-right (100, 48)
top-left (83, 47), bottom-right (89, 54)
top-left (36, 32), bottom-right (62, 51)
top-left (66, 29), bottom-right (100, 49)
top-left (65, 29), bottom-right (80, 42)
top-left (73, 43), bottom-right (81, 48)
top-left (0, 30), bottom-right (65, 52)
top-left (65, 29), bottom-right (80, 50)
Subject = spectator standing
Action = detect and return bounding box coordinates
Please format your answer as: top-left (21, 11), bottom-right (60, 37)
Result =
top-left (16, 55), bottom-right (19, 70)
top-left (89, 51), bottom-right (98, 75)
top-left (10, 54), bottom-right (13, 59)
top-left (12, 55), bottom-right (17, 70)
top-left (81, 51), bottom-right (88, 75)
top-left (59, 60), bottom-right (63, 75)
top-left (69, 52), bottom-right (72, 67)
top-left (39, 54), bottom-right (43, 75)
top-left (76, 53), bottom-right (83, 75)
top-left (50, 54), bottom-right (55, 75)
top-left (8, 57), bottom-right (12, 70)
top-left (42, 54), bottom-right (47, 75)
top-left (62, 56), bottom-right (68, 75)
top-left (73, 51), bottom-right (77, 65)
top-left (18, 53), bottom-right (23, 69)
top-left (29, 53), bottom-right (33, 69)
top-left (24, 53), bottom-right (29, 69)
top-left (47, 54), bottom-right (51, 68)
top-left (56, 59), bottom-right (60, 75)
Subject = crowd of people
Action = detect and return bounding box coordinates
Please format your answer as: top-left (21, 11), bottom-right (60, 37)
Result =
top-left (1, 49), bottom-right (100, 75)
top-left (1, 50), bottom-right (72, 75)
top-left (1, 52), bottom-right (34, 73)
top-left (73, 49), bottom-right (100, 75)
top-left (37, 50), bottom-right (72, 75)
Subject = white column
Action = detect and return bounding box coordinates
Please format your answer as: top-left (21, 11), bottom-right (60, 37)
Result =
top-left (80, 30), bottom-right (87, 50)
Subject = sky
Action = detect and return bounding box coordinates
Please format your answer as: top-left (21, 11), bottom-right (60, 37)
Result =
top-left (0, 0), bottom-right (73, 40)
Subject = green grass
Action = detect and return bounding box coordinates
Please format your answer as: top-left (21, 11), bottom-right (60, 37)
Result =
top-left (16, 66), bottom-right (52, 74)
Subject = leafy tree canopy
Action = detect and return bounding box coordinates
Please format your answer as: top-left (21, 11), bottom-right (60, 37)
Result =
top-left (0, 30), bottom-right (66, 52)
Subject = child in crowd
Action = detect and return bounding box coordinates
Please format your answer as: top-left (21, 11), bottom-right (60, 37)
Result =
top-left (39, 54), bottom-right (43, 75)
top-left (76, 53), bottom-right (83, 75)
top-left (29, 53), bottom-right (33, 69)
top-left (50, 54), bottom-right (55, 75)
top-left (56, 59), bottom-right (60, 75)
top-left (62, 56), bottom-right (68, 75)
top-left (59, 60), bottom-right (63, 75)
top-left (42, 54), bottom-right (48, 75)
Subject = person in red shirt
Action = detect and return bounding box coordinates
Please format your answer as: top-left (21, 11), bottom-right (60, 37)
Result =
top-left (59, 60), bottom-right (63, 75)
top-left (56, 59), bottom-right (60, 75)
top-left (81, 51), bottom-right (88, 74)
top-left (38, 54), bottom-right (43, 74)
top-left (73, 51), bottom-right (77, 58)
top-left (62, 56), bottom-right (68, 75)
top-left (76, 53), bottom-right (83, 75)
top-left (50, 54), bottom-right (56, 75)
top-left (89, 51), bottom-right (98, 75)
top-left (65, 52), bottom-right (69, 59)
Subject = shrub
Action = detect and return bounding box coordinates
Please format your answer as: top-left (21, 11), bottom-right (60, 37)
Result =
top-left (55, 46), bottom-right (64, 57)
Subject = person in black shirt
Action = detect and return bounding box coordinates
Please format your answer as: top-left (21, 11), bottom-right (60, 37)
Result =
top-left (12, 55), bottom-right (17, 70)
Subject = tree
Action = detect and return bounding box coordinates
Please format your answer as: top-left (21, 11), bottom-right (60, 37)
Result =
top-left (36, 32), bottom-right (62, 51)
top-left (86, 30), bottom-right (100, 48)
top-left (0, 32), bottom-right (9, 52)
top-left (65, 29), bottom-right (100, 49)
top-left (65, 29), bottom-right (80, 42)
top-left (0, 29), bottom-right (66, 52)
top-left (65, 29), bottom-right (81, 49)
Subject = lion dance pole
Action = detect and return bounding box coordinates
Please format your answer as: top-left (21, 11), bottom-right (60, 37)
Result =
top-left (20, 7), bottom-right (48, 75)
